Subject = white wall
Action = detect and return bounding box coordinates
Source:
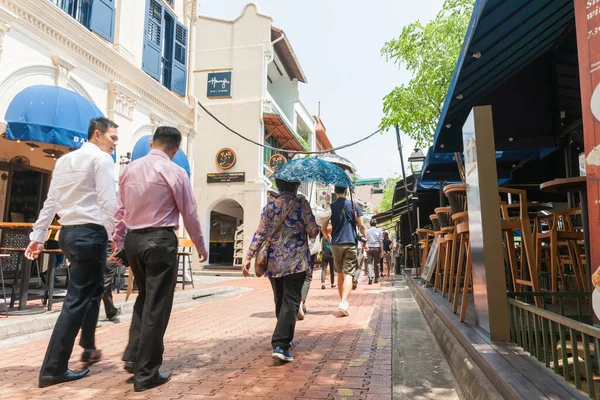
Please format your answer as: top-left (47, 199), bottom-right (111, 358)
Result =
top-left (193, 4), bottom-right (273, 265)
top-left (267, 52), bottom-right (299, 124)
top-left (0, 0), bottom-right (194, 227)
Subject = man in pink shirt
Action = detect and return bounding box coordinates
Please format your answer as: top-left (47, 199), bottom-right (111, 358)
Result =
top-left (113, 126), bottom-right (207, 392)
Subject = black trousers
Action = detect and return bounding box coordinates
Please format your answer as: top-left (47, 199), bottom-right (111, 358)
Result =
top-left (103, 244), bottom-right (119, 319)
top-left (269, 272), bottom-right (305, 350)
top-left (321, 254), bottom-right (335, 285)
top-left (40, 224), bottom-right (107, 378)
top-left (122, 229), bottom-right (178, 385)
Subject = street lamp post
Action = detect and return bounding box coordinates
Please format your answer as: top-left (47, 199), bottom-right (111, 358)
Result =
top-left (395, 125), bottom-right (416, 274)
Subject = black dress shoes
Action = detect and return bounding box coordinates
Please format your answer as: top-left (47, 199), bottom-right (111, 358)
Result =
top-left (124, 361), bottom-right (135, 374)
top-left (134, 371), bottom-right (172, 392)
top-left (39, 368), bottom-right (90, 388)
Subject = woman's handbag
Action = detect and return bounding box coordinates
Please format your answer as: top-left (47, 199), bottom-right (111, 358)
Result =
top-left (255, 200), bottom-right (297, 277)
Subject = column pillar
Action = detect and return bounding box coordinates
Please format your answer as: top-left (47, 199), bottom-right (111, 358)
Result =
top-left (463, 105), bottom-right (510, 341)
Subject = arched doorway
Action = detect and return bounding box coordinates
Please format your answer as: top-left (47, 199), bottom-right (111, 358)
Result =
top-left (209, 199), bottom-right (243, 267)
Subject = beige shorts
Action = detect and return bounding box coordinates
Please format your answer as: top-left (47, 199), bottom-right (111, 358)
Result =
top-left (331, 244), bottom-right (358, 276)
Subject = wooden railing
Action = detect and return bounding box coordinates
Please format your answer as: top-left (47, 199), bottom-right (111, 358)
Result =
top-left (508, 296), bottom-right (599, 398)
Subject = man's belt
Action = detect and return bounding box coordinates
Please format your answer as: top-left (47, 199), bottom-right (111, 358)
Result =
top-left (129, 227), bottom-right (175, 234)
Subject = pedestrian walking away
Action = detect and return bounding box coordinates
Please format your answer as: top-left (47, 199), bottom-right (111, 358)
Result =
top-left (321, 186), bottom-right (366, 317)
top-left (353, 239), bottom-right (367, 288)
top-left (243, 179), bottom-right (319, 363)
top-left (382, 231), bottom-right (393, 277)
top-left (25, 118), bottom-right (120, 388)
top-left (366, 218), bottom-right (384, 284)
top-left (321, 225), bottom-right (336, 289)
top-left (112, 126), bottom-right (208, 392)
top-left (102, 242), bottom-right (123, 321)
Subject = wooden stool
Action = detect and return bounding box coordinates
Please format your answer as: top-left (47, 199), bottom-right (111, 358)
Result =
top-left (417, 229), bottom-right (434, 274)
top-left (445, 184), bottom-right (468, 309)
top-left (499, 188), bottom-right (541, 307)
top-left (450, 211), bottom-right (472, 321)
top-left (430, 214), bottom-right (444, 291)
top-left (435, 207), bottom-right (454, 298)
top-left (177, 238), bottom-right (195, 290)
top-left (535, 209), bottom-right (585, 296)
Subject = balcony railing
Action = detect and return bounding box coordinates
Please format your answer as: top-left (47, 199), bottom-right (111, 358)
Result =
top-left (263, 93), bottom-right (308, 151)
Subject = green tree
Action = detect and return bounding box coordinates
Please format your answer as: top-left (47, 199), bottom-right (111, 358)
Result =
top-left (376, 175), bottom-right (400, 213)
top-left (380, 0), bottom-right (474, 147)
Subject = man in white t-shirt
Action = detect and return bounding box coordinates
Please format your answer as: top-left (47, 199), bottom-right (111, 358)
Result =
top-left (365, 219), bottom-right (384, 284)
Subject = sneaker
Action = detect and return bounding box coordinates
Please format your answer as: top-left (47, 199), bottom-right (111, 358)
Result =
top-left (321, 284), bottom-right (326, 290)
top-left (272, 346), bottom-right (293, 362)
top-left (338, 301), bottom-right (350, 317)
top-left (331, 284), bottom-right (336, 288)
top-left (368, 279), bottom-right (373, 285)
top-left (352, 281), bottom-right (358, 290)
top-left (107, 305), bottom-right (123, 322)
top-left (297, 304), bottom-right (305, 321)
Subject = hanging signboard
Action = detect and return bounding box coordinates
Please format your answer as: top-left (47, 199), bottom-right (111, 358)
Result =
top-left (574, 2), bottom-right (600, 323)
top-left (207, 72), bottom-right (232, 98)
top-left (207, 172), bottom-right (245, 183)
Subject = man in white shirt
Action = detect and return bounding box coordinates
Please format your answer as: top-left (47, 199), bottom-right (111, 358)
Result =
top-left (25, 118), bottom-right (119, 388)
top-left (365, 218), bottom-right (384, 284)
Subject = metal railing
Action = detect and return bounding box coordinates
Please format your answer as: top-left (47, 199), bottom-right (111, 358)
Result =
top-left (508, 297), bottom-right (600, 398)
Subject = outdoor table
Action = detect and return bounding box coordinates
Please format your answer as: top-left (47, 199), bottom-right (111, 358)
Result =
top-left (540, 177), bottom-right (590, 290)
top-left (0, 223), bottom-right (61, 314)
top-left (506, 202), bottom-right (553, 218)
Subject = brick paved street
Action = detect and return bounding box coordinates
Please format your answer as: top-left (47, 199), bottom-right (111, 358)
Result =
top-left (0, 274), bottom-right (451, 400)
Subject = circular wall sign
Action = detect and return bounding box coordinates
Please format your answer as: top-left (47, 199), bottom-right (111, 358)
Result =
top-left (216, 148), bottom-right (236, 170)
top-left (268, 154), bottom-right (287, 171)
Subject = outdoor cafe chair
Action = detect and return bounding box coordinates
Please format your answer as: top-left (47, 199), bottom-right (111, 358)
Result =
top-left (0, 233), bottom-right (43, 309)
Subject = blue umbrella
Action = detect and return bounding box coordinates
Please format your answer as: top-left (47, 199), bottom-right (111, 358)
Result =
top-left (272, 157), bottom-right (354, 188)
top-left (131, 135), bottom-right (191, 178)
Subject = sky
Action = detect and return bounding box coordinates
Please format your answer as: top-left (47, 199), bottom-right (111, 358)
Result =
top-left (198, 0), bottom-right (445, 180)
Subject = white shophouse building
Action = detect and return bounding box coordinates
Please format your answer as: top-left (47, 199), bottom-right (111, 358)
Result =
top-left (193, 3), bottom-right (321, 268)
top-left (0, 0), bottom-right (198, 263)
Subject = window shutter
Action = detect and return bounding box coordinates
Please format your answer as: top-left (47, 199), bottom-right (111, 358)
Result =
top-left (89, 0), bottom-right (116, 42)
top-left (170, 21), bottom-right (188, 96)
top-left (142, 0), bottom-right (164, 81)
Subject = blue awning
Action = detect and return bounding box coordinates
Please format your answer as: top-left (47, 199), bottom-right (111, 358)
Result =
top-left (432, 0), bottom-right (574, 153)
top-left (131, 135), bottom-right (191, 178)
top-left (420, 146), bottom-right (557, 183)
top-left (5, 85), bottom-right (104, 148)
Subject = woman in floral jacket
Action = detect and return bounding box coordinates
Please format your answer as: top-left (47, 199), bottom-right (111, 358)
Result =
top-left (242, 179), bottom-right (319, 362)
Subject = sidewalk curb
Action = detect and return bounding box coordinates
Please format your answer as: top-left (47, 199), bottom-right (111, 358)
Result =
top-left (0, 285), bottom-right (250, 341)
top-left (402, 273), bottom-right (503, 400)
